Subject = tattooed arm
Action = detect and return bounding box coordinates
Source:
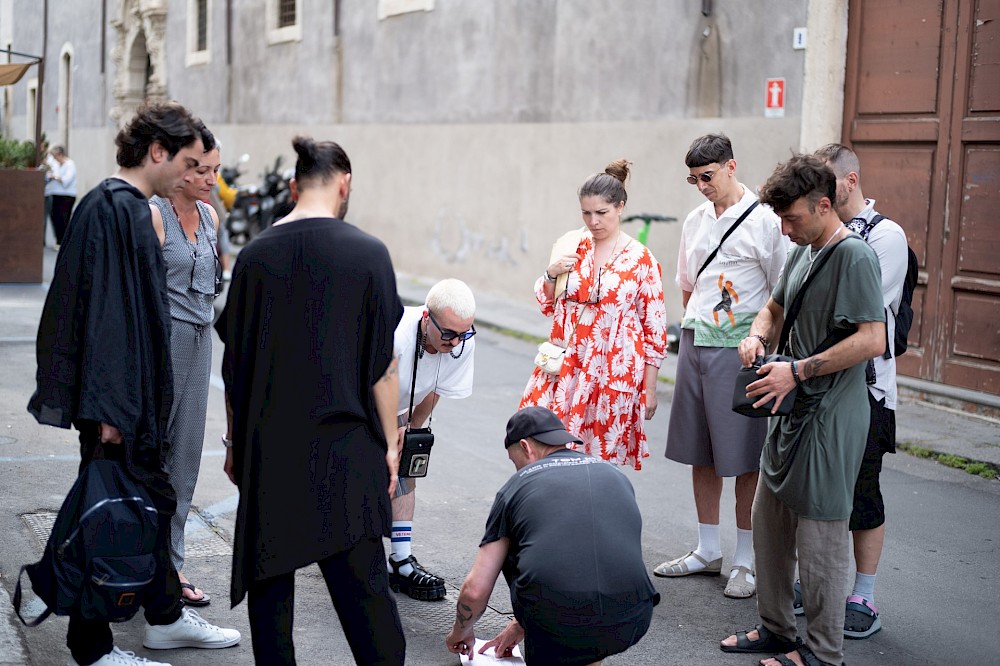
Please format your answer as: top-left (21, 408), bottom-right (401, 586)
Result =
top-left (446, 538), bottom-right (510, 658)
top-left (374, 356), bottom-right (401, 496)
top-left (745, 320), bottom-right (885, 413)
top-left (798, 320), bottom-right (885, 380)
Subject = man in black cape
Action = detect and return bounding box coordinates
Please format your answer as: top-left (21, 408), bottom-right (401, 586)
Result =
top-left (217, 135), bottom-right (406, 665)
top-left (29, 101), bottom-right (241, 666)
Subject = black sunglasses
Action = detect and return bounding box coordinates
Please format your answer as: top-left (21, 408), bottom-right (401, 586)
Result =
top-left (428, 313), bottom-right (476, 341)
top-left (686, 169), bottom-right (719, 185)
top-left (188, 249), bottom-right (224, 297)
top-left (566, 268), bottom-right (602, 305)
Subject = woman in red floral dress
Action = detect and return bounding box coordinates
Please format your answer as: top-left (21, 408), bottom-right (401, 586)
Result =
top-left (520, 160), bottom-right (667, 469)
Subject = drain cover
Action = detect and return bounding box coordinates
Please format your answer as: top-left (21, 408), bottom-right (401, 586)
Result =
top-left (21, 511), bottom-right (57, 548)
top-left (20, 509), bottom-right (231, 558)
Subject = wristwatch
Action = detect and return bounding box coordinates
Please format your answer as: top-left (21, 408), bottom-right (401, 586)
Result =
top-left (221, 435), bottom-right (233, 449)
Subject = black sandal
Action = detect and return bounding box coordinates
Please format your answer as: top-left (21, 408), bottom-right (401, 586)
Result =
top-left (388, 555), bottom-right (446, 601)
top-left (720, 624), bottom-right (799, 654)
top-left (759, 644), bottom-right (845, 666)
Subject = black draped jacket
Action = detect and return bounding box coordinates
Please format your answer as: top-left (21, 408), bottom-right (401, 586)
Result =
top-left (28, 178), bottom-right (176, 512)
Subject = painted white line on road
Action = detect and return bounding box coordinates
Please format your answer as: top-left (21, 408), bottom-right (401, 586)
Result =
top-left (0, 449), bottom-right (226, 463)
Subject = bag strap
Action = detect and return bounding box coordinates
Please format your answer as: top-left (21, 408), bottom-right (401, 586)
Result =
top-left (13, 564), bottom-right (50, 627)
top-left (696, 201), bottom-right (759, 280)
top-left (407, 319), bottom-right (439, 431)
top-left (406, 322), bottom-right (421, 428)
top-left (777, 234), bottom-right (860, 354)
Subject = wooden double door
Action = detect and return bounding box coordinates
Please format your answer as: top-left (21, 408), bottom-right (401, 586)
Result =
top-left (842, 0), bottom-right (1000, 395)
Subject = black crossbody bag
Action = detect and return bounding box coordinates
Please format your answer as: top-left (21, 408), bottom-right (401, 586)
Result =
top-left (400, 324), bottom-right (435, 478)
top-left (732, 235), bottom-right (860, 418)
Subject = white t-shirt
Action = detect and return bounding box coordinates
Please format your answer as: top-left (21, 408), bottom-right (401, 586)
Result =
top-left (395, 305), bottom-right (475, 417)
top-left (851, 199), bottom-right (908, 410)
top-left (676, 184), bottom-right (788, 346)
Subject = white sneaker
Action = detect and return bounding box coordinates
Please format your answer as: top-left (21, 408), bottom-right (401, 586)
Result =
top-left (68, 646), bottom-right (172, 665)
top-left (142, 607), bottom-right (241, 650)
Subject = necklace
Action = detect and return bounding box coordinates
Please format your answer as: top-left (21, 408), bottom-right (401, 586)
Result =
top-left (169, 200), bottom-right (200, 246)
top-left (804, 226), bottom-right (842, 281)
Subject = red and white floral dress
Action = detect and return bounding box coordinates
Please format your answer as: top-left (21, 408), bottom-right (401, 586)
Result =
top-left (520, 232), bottom-right (667, 469)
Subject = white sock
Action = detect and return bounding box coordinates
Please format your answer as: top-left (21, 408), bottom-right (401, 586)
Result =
top-left (390, 521), bottom-right (414, 576)
top-left (683, 523), bottom-right (721, 569)
top-left (852, 572), bottom-right (877, 604)
top-left (732, 528), bottom-right (754, 570)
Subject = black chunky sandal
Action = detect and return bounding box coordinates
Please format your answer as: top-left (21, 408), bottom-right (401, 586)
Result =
top-left (388, 555), bottom-right (446, 601)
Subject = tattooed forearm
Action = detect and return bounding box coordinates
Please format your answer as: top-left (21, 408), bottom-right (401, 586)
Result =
top-left (378, 357), bottom-right (399, 382)
top-left (456, 602), bottom-right (474, 628)
top-left (803, 357), bottom-right (826, 379)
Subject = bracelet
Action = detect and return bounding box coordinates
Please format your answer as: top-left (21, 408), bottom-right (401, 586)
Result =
top-left (790, 360), bottom-right (803, 386)
top-left (749, 334), bottom-right (769, 348)
top-left (543, 271), bottom-right (557, 282)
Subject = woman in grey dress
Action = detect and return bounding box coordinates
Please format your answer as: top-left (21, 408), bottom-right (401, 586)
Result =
top-left (149, 145), bottom-right (222, 606)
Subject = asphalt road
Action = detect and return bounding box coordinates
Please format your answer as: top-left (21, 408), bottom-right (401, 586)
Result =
top-left (2, 315), bottom-right (999, 665)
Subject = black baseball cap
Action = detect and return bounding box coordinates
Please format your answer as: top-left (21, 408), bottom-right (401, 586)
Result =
top-left (504, 407), bottom-right (583, 449)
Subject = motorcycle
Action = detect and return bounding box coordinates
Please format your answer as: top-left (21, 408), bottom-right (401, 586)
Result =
top-left (226, 155), bottom-right (294, 245)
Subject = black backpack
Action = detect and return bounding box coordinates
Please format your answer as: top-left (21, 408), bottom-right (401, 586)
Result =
top-left (14, 459), bottom-right (159, 626)
top-left (858, 214), bottom-right (918, 358)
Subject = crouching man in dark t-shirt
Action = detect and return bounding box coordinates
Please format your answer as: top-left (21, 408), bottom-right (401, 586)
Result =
top-left (446, 407), bottom-right (658, 665)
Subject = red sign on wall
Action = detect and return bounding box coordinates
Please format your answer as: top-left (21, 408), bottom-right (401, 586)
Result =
top-left (765, 78), bottom-right (785, 118)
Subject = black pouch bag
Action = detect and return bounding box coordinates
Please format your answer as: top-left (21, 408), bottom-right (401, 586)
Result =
top-left (732, 355), bottom-right (797, 417)
top-left (400, 428), bottom-right (434, 478)
top-left (732, 236), bottom-right (860, 420)
top-left (399, 322), bottom-right (436, 479)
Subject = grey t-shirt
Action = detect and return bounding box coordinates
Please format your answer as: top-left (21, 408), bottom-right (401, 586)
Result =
top-left (763, 234), bottom-right (885, 520)
top-left (481, 449), bottom-right (656, 629)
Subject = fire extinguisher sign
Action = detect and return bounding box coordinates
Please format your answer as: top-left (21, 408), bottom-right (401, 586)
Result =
top-left (765, 78), bottom-right (785, 118)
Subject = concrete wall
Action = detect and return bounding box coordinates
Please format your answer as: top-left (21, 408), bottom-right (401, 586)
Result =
top-left (1, 0), bottom-right (816, 321)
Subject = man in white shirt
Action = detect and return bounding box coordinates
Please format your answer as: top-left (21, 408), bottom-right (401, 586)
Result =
top-left (389, 278), bottom-right (476, 600)
top-left (815, 143), bottom-right (908, 639)
top-left (656, 134), bottom-right (788, 599)
top-left (46, 146), bottom-right (78, 245)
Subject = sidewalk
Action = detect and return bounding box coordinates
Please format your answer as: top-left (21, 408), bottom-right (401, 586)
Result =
top-left (396, 272), bottom-right (1000, 471)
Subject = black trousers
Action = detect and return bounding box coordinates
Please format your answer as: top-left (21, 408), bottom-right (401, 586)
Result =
top-left (50, 194), bottom-right (76, 244)
top-left (247, 537), bottom-right (405, 665)
top-left (66, 429), bottom-right (183, 666)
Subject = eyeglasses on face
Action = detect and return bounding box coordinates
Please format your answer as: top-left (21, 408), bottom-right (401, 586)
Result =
top-left (686, 167), bottom-right (724, 185)
top-left (428, 313), bottom-right (476, 341)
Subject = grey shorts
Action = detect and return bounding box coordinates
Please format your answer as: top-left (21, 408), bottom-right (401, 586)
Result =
top-left (664, 328), bottom-right (768, 477)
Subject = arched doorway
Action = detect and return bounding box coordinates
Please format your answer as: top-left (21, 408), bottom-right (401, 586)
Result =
top-left (111, 1), bottom-right (167, 124)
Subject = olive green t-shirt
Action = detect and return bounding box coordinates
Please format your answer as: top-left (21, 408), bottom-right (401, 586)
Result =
top-left (762, 234), bottom-right (885, 520)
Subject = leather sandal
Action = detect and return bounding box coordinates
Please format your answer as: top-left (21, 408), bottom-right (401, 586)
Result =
top-left (653, 550), bottom-right (722, 578)
top-left (759, 644), bottom-right (845, 666)
top-left (388, 555), bottom-right (446, 601)
top-left (720, 623), bottom-right (799, 654)
top-left (724, 565), bottom-right (756, 598)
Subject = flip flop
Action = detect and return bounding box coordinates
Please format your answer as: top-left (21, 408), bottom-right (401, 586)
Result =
top-left (180, 582), bottom-right (211, 606)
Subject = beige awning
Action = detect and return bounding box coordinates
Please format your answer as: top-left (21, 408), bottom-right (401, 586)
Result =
top-left (0, 63), bottom-right (33, 86)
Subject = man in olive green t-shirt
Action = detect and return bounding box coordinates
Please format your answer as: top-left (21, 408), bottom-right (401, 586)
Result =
top-left (720, 155), bottom-right (885, 666)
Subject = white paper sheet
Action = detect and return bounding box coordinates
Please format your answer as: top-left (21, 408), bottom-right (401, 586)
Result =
top-left (458, 638), bottom-right (525, 664)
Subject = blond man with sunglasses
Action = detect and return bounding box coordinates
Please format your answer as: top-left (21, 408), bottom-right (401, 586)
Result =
top-left (656, 134), bottom-right (787, 599)
top-left (387, 278), bottom-right (477, 601)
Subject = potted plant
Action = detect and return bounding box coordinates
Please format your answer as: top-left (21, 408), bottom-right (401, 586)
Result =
top-left (0, 135), bottom-right (46, 283)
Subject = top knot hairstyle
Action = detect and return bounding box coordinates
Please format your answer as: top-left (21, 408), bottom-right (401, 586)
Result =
top-left (578, 159), bottom-right (631, 205)
top-left (292, 136), bottom-right (351, 186)
top-left (758, 153), bottom-right (838, 214)
top-left (115, 100), bottom-right (214, 168)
